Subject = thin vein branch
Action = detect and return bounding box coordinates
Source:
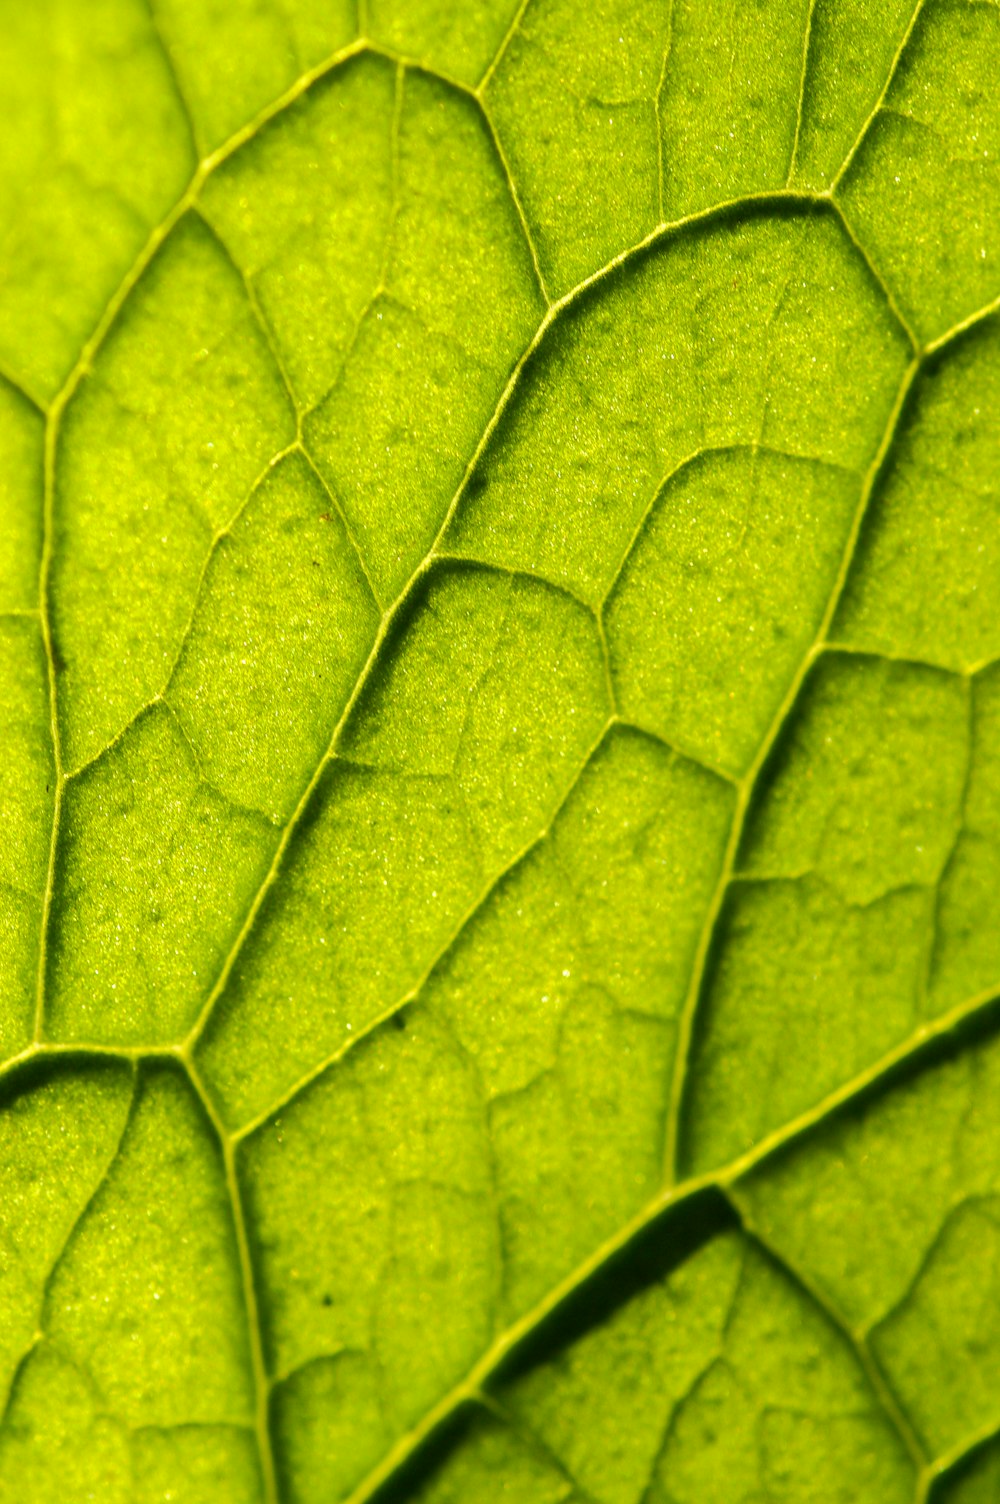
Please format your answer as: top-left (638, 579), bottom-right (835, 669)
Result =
top-left (554, 190), bottom-right (825, 312)
top-left (143, 0), bottom-right (204, 164)
top-left (920, 675), bottom-right (975, 1007)
top-left (384, 61), bottom-right (406, 290)
top-left (477, 1392), bottom-right (606, 1504)
top-left (725, 1185), bottom-right (927, 1470)
top-left (654, 0), bottom-right (675, 223)
top-left (199, 40), bottom-right (369, 177)
top-left (230, 720), bottom-right (614, 1140)
top-left (1, 970), bottom-right (999, 1493)
top-left (36, 1068), bottom-right (139, 1325)
top-left (339, 1172), bottom-right (716, 1504)
top-left (182, 297), bottom-right (562, 1054)
top-left (339, 969), bottom-right (1000, 1504)
top-left (431, 551), bottom-right (595, 615)
top-left (297, 443), bottom-right (381, 605)
top-left (33, 405), bottom-right (66, 1043)
top-left (829, 0), bottom-right (928, 192)
top-left (828, 195), bottom-right (921, 354)
top-left (192, 205), bottom-right (303, 425)
top-left (609, 715), bottom-right (739, 786)
top-left (367, 43), bottom-right (478, 101)
top-left (820, 639), bottom-right (963, 674)
top-left (23, 32), bottom-right (983, 1504)
top-left (477, 0), bottom-right (533, 96)
top-left (594, 437), bottom-right (859, 618)
top-left (786, 0), bottom-right (819, 186)
top-left (478, 95), bottom-right (551, 306)
top-left (0, 362), bottom-right (49, 416)
top-left (184, 1058), bottom-right (278, 1504)
top-left (661, 353), bottom-right (921, 1181)
top-left (60, 442), bottom-right (298, 787)
top-left (924, 290), bottom-right (1000, 356)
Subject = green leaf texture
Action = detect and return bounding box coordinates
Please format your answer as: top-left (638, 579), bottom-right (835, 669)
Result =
top-left (2, 2), bottom-right (1000, 1501)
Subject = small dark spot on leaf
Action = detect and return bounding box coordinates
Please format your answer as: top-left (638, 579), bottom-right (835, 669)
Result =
top-left (391, 1012), bottom-right (407, 1032)
top-left (321, 1293), bottom-right (333, 1307)
top-left (318, 511), bottom-right (333, 522)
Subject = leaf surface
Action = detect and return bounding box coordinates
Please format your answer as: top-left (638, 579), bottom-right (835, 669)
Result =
top-left (1, 2), bottom-right (1000, 1502)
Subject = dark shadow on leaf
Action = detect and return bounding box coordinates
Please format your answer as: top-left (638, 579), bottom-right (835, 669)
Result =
top-left (493, 1184), bottom-right (734, 1388)
top-left (739, 990), bottom-right (1000, 1187)
top-left (0, 1048), bottom-right (132, 1114)
top-left (927, 1424), bottom-right (1000, 1503)
top-left (364, 1399), bottom-right (483, 1504)
top-left (367, 1188), bottom-right (733, 1503)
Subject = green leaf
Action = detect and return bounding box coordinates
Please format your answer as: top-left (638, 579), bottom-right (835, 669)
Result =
top-left (1, 2), bottom-right (999, 1502)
